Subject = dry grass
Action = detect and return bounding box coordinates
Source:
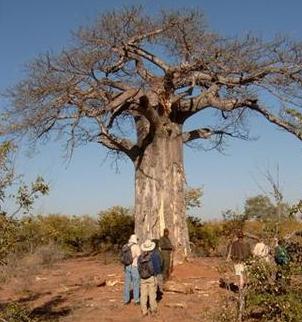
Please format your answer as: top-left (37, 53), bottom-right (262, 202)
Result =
top-left (0, 242), bottom-right (65, 289)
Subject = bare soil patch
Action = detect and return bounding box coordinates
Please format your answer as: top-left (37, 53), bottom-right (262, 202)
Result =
top-left (0, 256), bottom-right (230, 321)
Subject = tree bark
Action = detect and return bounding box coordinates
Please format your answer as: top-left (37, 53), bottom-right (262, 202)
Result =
top-left (134, 123), bottom-right (190, 261)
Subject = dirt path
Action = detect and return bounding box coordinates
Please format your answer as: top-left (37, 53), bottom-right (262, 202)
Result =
top-left (0, 256), bottom-right (229, 321)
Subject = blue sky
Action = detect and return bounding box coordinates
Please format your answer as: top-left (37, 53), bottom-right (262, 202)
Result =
top-left (1, 0), bottom-right (302, 218)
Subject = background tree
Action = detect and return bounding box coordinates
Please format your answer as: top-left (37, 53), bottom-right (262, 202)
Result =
top-left (244, 194), bottom-right (274, 220)
top-left (244, 194), bottom-right (290, 220)
top-left (0, 142), bottom-right (49, 263)
top-left (3, 7), bottom-right (302, 258)
top-left (0, 141), bottom-right (15, 214)
top-left (185, 186), bottom-right (203, 210)
top-left (290, 200), bottom-right (302, 218)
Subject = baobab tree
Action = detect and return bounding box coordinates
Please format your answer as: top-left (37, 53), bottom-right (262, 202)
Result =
top-left (3, 7), bottom-right (302, 259)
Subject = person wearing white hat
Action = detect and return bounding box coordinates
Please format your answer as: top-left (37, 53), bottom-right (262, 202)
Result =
top-left (138, 239), bottom-right (162, 316)
top-left (123, 234), bottom-right (141, 305)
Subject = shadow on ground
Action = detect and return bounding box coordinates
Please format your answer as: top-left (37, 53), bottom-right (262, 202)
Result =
top-left (0, 294), bottom-right (72, 322)
top-left (30, 295), bottom-right (71, 321)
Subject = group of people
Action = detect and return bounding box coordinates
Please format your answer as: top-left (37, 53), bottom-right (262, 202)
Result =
top-left (121, 228), bottom-right (174, 317)
top-left (122, 228), bottom-right (290, 316)
top-left (229, 230), bottom-right (291, 290)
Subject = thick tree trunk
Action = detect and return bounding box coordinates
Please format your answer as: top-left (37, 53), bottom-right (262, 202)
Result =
top-left (134, 124), bottom-right (190, 261)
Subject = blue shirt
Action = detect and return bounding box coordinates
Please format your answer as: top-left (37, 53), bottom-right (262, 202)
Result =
top-left (151, 250), bottom-right (162, 275)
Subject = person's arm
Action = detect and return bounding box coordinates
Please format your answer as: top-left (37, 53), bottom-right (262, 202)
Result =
top-left (131, 244), bottom-right (140, 260)
top-left (135, 244), bottom-right (141, 258)
top-left (226, 242), bottom-right (233, 261)
top-left (152, 252), bottom-right (161, 275)
top-left (159, 237), bottom-right (164, 250)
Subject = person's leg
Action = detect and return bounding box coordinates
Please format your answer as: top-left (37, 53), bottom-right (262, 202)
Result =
top-left (239, 272), bottom-right (244, 289)
top-left (234, 263), bottom-right (245, 290)
top-left (131, 266), bottom-right (140, 304)
top-left (140, 280), bottom-right (148, 316)
top-left (162, 251), bottom-right (171, 281)
top-left (123, 265), bottom-right (131, 304)
top-left (157, 274), bottom-right (163, 292)
top-left (149, 277), bottom-right (158, 313)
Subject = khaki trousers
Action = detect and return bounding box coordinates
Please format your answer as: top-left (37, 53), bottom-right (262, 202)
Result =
top-left (140, 276), bottom-right (157, 315)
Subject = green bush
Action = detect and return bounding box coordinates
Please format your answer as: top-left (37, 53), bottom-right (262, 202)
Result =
top-left (16, 214), bottom-right (99, 253)
top-left (222, 209), bottom-right (246, 237)
top-left (187, 216), bottom-right (223, 256)
top-left (0, 215), bottom-right (19, 263)
top-left (246, 260), bottom-right (302, 321)
top-left (0, 213), bottom-right (100, 265)
top-left (94, 206), bottom-right (134, 249)
top-left (0, 207), bottom-right (136, 265)
top-left (0, 303), bottom-right (37, 322)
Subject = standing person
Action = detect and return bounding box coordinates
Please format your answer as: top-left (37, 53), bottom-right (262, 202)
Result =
top-left (138, 239), bottom-right (162, 317)
top-left (274, 238), bottom-right (290, 267)
top-left (253, 240), bottom-right (271, 263)
top-left (274, 238), bottom-right (290, 288)
top-left (121, 234), bottom-right (141, 305)
top-left (159, 228), bottom-right (174, 281)
top-left (230, 230), bottom-right (252, 289)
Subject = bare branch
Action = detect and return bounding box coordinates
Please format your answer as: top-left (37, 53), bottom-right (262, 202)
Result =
top-left (126, 44), bottom-right (171, 72)
top-left (106, 88), bottom-right (140, 112)
top-left (247, 103), bottom-right (302, 140)
top-left (134, 57), bottom-right (157, 83)
top-left (182, 128), bottom-right (242, 143)
top-left (182, 128), bottom-right (212, 142)
top-left (98, 122), bottom-right (138, 160)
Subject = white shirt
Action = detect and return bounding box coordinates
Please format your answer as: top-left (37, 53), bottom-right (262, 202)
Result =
top-left (130, 243), bottom-right (141, 267)
top-left (253, 242), bottom-right (270, 262)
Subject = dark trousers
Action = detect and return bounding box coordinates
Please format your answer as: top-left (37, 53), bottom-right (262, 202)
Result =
top-left (162, 250), bottom-right (171, 281)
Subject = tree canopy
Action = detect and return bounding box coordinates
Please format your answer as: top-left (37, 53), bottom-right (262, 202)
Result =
top-left (244, 194), bottom-right (290, 220)
top-left (3, 6), bottom-right (302, 159)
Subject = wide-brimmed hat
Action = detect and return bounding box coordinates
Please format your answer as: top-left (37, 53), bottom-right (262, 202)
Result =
top-left (141, 239), bottom-right (155, 252)
top-left (129, 234), bottom-right (138, 244)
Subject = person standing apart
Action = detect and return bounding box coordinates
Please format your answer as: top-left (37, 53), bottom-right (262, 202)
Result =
top-left (121, 234), bottom-right (141, 305)
top-left (274, 238), bottom-right (290, 289)
top-left (159, 228), bottom-right (174, 281)
top-left (138, 239), bottom-right (162, 317)
top-left (230, 231), bottom-right (252, 289)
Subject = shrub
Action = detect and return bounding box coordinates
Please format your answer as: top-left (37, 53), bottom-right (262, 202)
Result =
top-left (95, 206), bottom-right (134, 249)
top-left (0, 207), bottom-right (137, 266)
top-left (0, 303), bottom-right (37, 322)
top-left (0, 215), bottom-right (19, 263)
top-left (17, 214), bottom-right (99, 254)
top-left (222, 209), bottom-right (246, 238)
top-left (245, 260), bottom-right (302, 321)
top-left (187, 216), bottom-right (223, 256)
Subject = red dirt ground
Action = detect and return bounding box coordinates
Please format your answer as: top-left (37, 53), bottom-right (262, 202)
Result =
top-left (0, 256), bottom-right (232, 321)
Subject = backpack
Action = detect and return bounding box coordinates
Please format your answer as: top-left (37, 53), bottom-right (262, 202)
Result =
top-left (138, 252), bottom-right (154, 279)
top-left (275, 245), bottom-right (290, 266)
top-left (230, 240), bottom-right (252, 262)
top-left (120, 243), bottom-right (133, 266)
